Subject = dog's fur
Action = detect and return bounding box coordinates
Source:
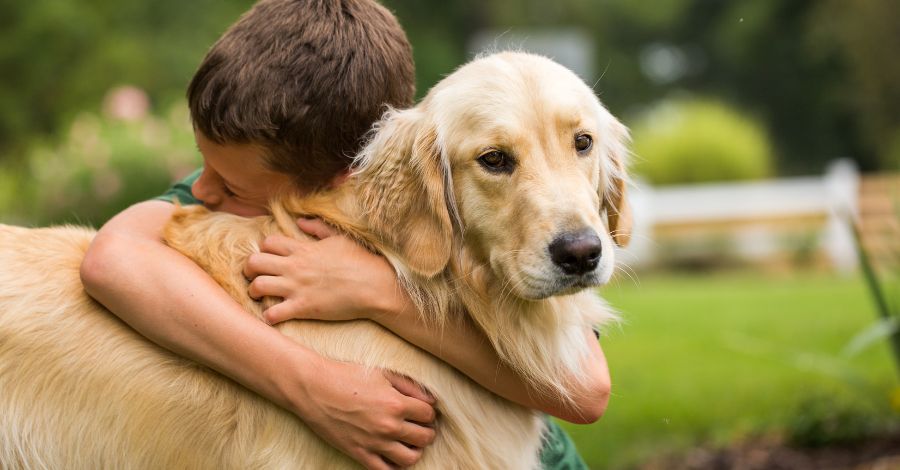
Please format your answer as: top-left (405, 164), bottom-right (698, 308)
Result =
top-left (0, 52), bottom-right (631, 469)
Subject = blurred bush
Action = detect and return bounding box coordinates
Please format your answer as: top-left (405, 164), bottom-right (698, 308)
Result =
top-left (630, 98), bottom-right (775, 185)
top-left (652, 234), bottom-right (747, 273)
top-left (786, 389), bottom-right (896, 448)
top-left (0, 93), bottom-right (198, 227)
top-left (0, 0), bottom-right (250, 159)
top-left (887, 128), bottom-right (900, 171)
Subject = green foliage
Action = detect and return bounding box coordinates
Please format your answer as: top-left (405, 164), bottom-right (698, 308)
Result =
top-left (2, 0), bottom-right (898, 175)
top-left (786, 389), bottom-right (892, 448)
top-left (809, 0), bottom-right (900, 171)
top-left (630, 98), bottom-right (774, 185)
top-left (0, 105), bottom-right (199, 227)
top-left (0, 0), bottom-right (251, 159)
top-left (605, 0), bottom-right (692, 29)
top-left (0, 165), bottom-right (22, 224)
top-left (886, 128), bottom-right (900, 171)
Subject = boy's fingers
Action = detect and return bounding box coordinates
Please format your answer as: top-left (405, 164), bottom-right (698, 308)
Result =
top-left (356, 451), bottom-right (393, 470)
top-left (248, 275), bottom-right (291, 300)
top-left (259, 235), bottom-right (300, 256)
top-left (399, 422), bottom-right (437, 448)
top-left (380, 443), bottom-right (423, 469)
top-left (385, 371), bottom-right (436, 405)
top-left (262, 299), bottom-right (302, 325)
top-left (297, 217), bottom-right (339, 240)
top-left (243, 252), bottom-right (288, 279)
top-left (401, 396), bottom-right (437, 425)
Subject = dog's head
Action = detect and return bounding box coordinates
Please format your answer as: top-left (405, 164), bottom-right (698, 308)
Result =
top-left (356, 52), bottom-right (631, 300)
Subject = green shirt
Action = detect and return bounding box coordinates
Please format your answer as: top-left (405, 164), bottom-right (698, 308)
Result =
top-left (156, 168), bottom-right (203, 205)
top-left (156, 170), bottom-right (589, 470)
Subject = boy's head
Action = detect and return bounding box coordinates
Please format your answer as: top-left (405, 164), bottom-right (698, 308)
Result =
top-left (187, 0), bottom-right (415, 193)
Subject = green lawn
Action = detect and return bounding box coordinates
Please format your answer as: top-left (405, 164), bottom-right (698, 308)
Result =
top-left (562, 271), bottom-right (898, 469)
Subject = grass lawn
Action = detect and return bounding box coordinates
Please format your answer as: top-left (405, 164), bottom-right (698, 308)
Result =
top-left (561, 271), bottom-right (899, 469)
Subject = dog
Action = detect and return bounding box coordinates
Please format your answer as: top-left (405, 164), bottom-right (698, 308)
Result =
top-left (0, 52), bottom-right (631, 469)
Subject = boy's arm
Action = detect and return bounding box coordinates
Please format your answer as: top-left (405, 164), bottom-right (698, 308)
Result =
top-left (374, 306), bottom-right (611, 424)
top-left (80, 201), bottom-right (436, 470)
top-left (249, 219), bottom-right (611, 424)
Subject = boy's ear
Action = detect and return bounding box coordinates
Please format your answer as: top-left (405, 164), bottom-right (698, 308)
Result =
top-left (357, 109), bottom-right (452, 278)
top-left (600, 117), bottom-right (632, 247)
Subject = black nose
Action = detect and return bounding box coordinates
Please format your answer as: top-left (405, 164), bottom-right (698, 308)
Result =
top-left (548, 229), bottom-right (602, 276)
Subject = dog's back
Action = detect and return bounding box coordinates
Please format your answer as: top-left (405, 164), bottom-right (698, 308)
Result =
top-left (0, 225), bottom-right (293, 468)
top-left (0, 223), bottom-right (544, 469)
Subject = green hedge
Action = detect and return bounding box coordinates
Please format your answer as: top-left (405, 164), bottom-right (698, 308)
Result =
top-left (630, 98), bottom-right (775, 185)
top-left (0, 104), bottom-right (198, 227)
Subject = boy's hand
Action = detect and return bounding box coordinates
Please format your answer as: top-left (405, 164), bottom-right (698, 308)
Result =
top-left (244, 218), bottom-right (412, 325)
top-left (286, 356), bottom-right (437, 469)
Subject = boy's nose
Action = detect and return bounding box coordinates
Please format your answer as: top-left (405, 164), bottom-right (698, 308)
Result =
top-left (191, 175), bottom-right (220, 206)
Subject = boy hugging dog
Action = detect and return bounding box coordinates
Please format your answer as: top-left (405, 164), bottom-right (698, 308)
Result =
top-left (79, 1), bottom-right (607, 468)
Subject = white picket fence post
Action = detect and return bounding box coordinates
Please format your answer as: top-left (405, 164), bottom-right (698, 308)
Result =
top-left (823, 159), bottom-right (860, 273)
top-left (619, 159), bottom-right (860, 273)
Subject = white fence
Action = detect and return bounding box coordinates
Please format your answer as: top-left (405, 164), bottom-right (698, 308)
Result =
top-left (620, 159), bottom-right (861, 273)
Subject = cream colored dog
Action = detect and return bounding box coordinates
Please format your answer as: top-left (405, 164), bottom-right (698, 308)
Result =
top-left (0, 52), bottom-right (630, 469)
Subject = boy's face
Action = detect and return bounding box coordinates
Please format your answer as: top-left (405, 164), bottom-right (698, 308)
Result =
top-left (192, 131), bottom-right (293, 217)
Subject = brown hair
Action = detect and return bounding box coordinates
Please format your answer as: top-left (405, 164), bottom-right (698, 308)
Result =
top-left (187, 0), bottom-right (415, 189)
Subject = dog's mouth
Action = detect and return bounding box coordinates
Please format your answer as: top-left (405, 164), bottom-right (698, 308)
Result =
top-left (512, 267), bottom-right (608, 300)
top-left (562, 272), bottom-right (606, 297)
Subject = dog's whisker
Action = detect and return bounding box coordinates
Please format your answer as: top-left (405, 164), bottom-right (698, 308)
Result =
top-left (614, 263), bottom-right (640, 287)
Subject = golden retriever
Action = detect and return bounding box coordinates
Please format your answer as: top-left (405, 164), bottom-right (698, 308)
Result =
top-left (0, 52), bottom-right (631, 469)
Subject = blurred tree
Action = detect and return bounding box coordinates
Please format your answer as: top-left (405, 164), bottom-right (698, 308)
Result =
top-left (810, 0), bottom-right (900, 171)
top-left (638, 0), bottom-right (876, 173)
top-left (388, 0), bottom-right (898, 174)
top-left (381, 1), bottom-right (488, 98)
top-left (0, 0), bottom-right (251, 161)
top-left (1, 0), bottom-right (897, 176)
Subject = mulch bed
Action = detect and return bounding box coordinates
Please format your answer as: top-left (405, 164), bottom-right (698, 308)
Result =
top-left (638, 433), bottom-right (900, 470)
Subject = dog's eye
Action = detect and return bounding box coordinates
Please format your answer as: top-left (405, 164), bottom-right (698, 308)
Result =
top-left (478, 150), bottom-right (514, 173)
top-left (575, 134), bottom-right (593, 154)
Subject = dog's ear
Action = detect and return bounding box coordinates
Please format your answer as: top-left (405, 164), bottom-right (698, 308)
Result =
top-left (600, 117), bottom-right (632, 247)
top-left (356, 109), bottom-right (453, 278)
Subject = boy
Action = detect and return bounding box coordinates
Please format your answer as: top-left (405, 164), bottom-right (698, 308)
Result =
top-left (80, 1), bottom-right (608, 468)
